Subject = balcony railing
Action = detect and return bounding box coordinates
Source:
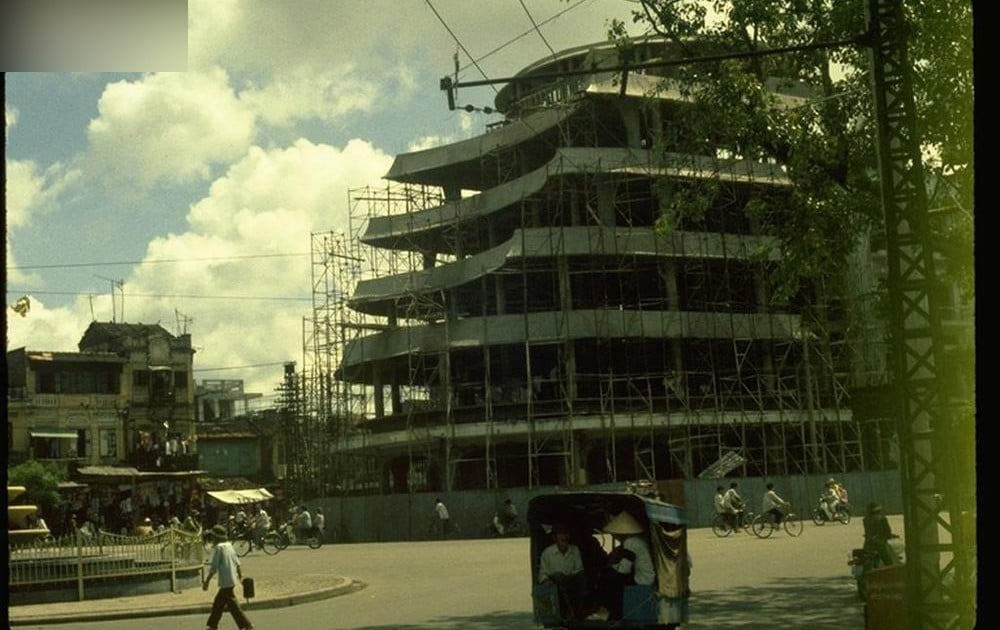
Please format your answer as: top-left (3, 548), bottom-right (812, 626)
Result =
top-left (128, 451), bottom-right (199, 472)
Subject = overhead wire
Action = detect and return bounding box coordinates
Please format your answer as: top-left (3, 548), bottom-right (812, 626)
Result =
top-left (518, 0), bottom-right (558, 60)
top-left (4, 288), bottom-right (312, 302)
top-left (424, 0), bottom-right (499, 94)
top-left (7, 252), bottom-right (310, 271)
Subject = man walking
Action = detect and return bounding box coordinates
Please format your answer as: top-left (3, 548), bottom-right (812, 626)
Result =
top-left (203, 524), bottom-right (254, 630)
top-left (434, 498), bottom-right (451, 538)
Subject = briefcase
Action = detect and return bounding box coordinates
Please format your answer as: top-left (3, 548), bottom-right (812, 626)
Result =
top-left (242, 577), bottom-right (255, 599)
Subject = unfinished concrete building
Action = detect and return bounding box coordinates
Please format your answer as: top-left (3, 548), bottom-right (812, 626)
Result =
top-left (304, 38), bottom-right (894, 495)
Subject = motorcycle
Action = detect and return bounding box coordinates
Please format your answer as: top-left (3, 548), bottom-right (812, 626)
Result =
top-left (486, 514), bottom-right (523, 537)
top-left (849, 536), bottom-right (904, 599)
top-left (811, 497), bottom-right (851, 525)
top-left (273, 521), bottom-right (323, 549)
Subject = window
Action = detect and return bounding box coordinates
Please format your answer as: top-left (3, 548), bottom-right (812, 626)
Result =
top-left (99, 429), bottom-right (117, 458)
top-left (133, 370), bottom-right (149, 387)
top-left (77, 429), bottom-right (89, 458)
top-left (174, 370), bottom-right (187, 390)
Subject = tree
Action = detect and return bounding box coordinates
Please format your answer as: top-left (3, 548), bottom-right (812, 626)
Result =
top-left (609, 0), bottom-right (972, 301)
top-left (8, 460), bottom-right (67, 522)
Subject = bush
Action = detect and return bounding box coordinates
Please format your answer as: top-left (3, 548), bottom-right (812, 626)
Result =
top-left (8, 460), bottom-right (66, 520)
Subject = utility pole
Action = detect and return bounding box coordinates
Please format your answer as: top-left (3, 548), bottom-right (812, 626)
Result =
top-left (866, 0), bottom-right (975, 627)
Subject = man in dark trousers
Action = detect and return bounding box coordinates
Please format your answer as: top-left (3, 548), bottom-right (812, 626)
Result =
top-left (203, 524), bottom-right (254, 630)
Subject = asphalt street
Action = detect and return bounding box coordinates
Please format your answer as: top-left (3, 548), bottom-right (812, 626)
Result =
top-left (15, 515), bottom-right (898, 629)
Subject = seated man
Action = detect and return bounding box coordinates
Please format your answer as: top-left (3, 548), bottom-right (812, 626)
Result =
top-left (596, 512), bottom-right (654, 620)
top-left (538, 524), bottom-right (587, 621)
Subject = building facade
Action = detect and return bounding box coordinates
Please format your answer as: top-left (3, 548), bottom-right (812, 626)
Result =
top-left (315, 38), bottom-right (890, 494)
top-left (7, 348), bottom-right (128, 472)
top-left (77, 322), bottom-right (197, 471)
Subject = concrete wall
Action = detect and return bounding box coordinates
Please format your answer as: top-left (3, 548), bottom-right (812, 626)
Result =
top-left (306, 470), bottom-right (902, 543)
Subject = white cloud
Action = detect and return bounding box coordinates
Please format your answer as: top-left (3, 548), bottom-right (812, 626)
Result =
top-left (405, 112), bottom-right (478, 152)
top-left (239, 65), bottom-right (379, 127)
top-left (86, 68), bottom-right (256, 188)
top-left (5, 295), bottom-right (95, 353)
top-left (6, 159), bottom-right (80, 230)
top-left (118, 138), bottom-right (392, 393)
top-left (5, 104), bottom-right (17, 138)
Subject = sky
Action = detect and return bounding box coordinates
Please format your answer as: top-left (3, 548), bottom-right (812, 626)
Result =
top-left (5, 0), bottom-right (649, 404)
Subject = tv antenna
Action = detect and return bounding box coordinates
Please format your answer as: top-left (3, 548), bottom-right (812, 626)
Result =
top-left (175, 309), bottom-right (193, 335)
top-left (95, 275), bottom-right (125, 322)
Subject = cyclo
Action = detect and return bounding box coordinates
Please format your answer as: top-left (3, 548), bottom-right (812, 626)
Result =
top-left (529, 491), bottom-right (691, 629)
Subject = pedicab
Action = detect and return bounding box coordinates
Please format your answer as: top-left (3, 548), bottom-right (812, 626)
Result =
top-left (529, 491), bottom-right (691, 629)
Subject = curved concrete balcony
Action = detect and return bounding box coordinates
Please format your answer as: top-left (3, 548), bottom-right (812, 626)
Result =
top-left (384, 104), bottom-right (577, 189)
top-left (366, 147), bottom-right (790, 251)
top-left (339, 309), bottom-right (802, 382)
top-left (350, 227), bottom-right (780, 316)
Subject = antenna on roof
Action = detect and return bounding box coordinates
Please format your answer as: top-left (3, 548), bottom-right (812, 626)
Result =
top-left (95, 276), bottom-right (125, 322)
top-left (175, 309), bottom-right (193, 335)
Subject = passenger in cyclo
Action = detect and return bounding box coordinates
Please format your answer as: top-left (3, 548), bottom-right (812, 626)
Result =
top-left (594, 511), bottom-right (655, 621)
top-left (537, 523), bottom-right (587, 622)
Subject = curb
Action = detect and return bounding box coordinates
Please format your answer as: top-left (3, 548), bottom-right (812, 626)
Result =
top-left (9, 579), bottom-right (367, 626)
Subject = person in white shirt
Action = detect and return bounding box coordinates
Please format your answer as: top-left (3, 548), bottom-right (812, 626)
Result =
top-left (597, 511), bottom-right (655, 620)
top-left (722, 482), bottom-right (744, 531)
top-left (713, 486), bottom-right (726, 516)
top-left (202, 525), bottom-right (253, 630)
top-left (762, 483), bottom-right (791, 524)
top-left (314, 508), bottom-right (325, 541)
top-left (538, 524), bottom-right (586, 621)
top-left (296, 506), bottom-right (312, 540)
top-left (434, 498), bottom-right (451, 538)
top-left (252, 508), bottom-right (271, 548)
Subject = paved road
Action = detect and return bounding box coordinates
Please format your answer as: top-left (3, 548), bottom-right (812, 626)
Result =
top-left (18, 515), bottom-right (896, 629)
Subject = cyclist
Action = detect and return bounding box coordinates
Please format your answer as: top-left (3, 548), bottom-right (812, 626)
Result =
top-left (499, 499), bottom-right (518, 534)
top-left (295, 505), bottom-right (313, 541)
top-left (723, 482), bottom-right (744, 531)
top-left (761, 483), bottom-right (790, 525)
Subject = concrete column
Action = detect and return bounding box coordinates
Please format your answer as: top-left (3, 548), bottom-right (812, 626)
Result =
top-left (661, 260), bottom-right (680, 309)
top-left (597, 181), bottom-right (616, 226)
top-left (373, 368), bottom-right (385, 419)
top-left (390, 382), bottom-right (402, 416)
top-left (620, 101), bottom-right (642, 149)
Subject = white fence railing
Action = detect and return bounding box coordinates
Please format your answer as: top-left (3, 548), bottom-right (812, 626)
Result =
top-left (9, 527), bottom-right (204, 601)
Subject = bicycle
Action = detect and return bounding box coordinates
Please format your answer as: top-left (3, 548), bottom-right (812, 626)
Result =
top-left (751, 508), bottom-right (803, 538)
top-left (711, 510), bottom-right (754, 537)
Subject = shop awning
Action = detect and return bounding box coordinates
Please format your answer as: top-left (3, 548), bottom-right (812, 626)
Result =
top-left (30, 428), bottom-right (79, 439)
top-left (206, 488), bottom-right (275, 505)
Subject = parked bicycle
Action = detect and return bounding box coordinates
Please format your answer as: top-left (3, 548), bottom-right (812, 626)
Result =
top-left (751, 507), bottom-right (803, 538)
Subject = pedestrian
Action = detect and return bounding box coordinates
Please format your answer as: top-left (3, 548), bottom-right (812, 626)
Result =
top-left (203, 524), bottom-right (254, 630)
top-left (314, 508), bottom-right (326, 542)
top-left (434, 498), bottom-right (451, 538)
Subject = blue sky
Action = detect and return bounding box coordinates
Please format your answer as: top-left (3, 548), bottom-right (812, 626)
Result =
top-left (6, 0), bottom-right (645, 399)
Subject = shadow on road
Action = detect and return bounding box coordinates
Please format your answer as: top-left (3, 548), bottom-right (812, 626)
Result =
top-left (687, 575), bottom-right (865, 629)
top-left (346, 577), bottom-right (864, 629)
top-left (348, 610), bottom-right (536, 629)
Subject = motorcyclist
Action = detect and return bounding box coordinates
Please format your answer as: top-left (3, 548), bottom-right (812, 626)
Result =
top-left (295, 505), bottom-right (313, 540)
top-left (820, 478), bottom-right (841, 520)
top-left (862, 502), bottom-right (896, 568)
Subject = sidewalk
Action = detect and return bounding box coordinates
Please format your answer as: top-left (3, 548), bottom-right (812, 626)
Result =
top-left (10, 551), bottom-right (365, 626)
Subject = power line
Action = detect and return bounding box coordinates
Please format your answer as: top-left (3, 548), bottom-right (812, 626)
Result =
top-left (7, 252), bottom-right (310, 271)
top-left (5, 289), bottom-right (312, 302)
top-left (518, 0), bottom-right (557, 59)
top-left (194, 362), bottom-right (290, 372)
top-left (460, 0), bottom-right (591, 72)
top-left (424, 0), bottom-right (499, 94)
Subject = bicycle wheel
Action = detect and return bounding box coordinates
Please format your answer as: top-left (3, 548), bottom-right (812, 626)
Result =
top-left (275, 531), bottom-right (290, 550)
top-left (261, 534), bottom-right (280, 555)
top-left (751, 513), bottom-right (774, 539)
top-left (711, 514), bottom-right (733, 538)
top-left (811, 508), bottom-right (826, 526)
top-left (741, 511), bottom-right (756, 534)
top-left (784, 514), bottom-right (803, 537)
top-left (232, 537), bottom-right (251, 557)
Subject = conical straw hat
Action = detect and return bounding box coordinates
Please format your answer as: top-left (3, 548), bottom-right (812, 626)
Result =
top-left (603, 511), bottom-right (645, 535)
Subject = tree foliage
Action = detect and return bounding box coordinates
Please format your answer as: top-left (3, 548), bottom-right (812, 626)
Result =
top-left (611, 0), bottom-right (973, 302)
top-left (8, 460), bottom-right (67, 520)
